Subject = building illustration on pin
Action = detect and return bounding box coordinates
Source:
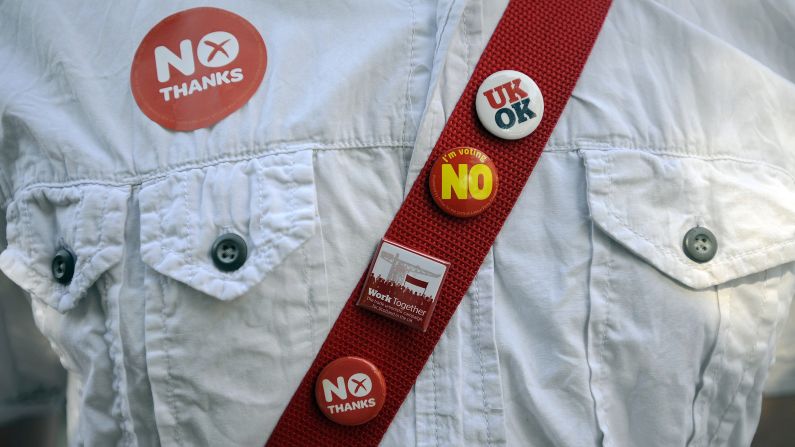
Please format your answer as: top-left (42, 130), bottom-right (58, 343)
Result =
top-left (357, 239), bottom-right (450, 331)
top-left (380, 251), bottom-right (440, 297)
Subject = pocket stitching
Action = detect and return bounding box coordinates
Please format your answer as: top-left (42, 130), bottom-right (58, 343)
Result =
top-left (575, 142), bottom-right (795, 187)
top-left (70, 189), bottom-right (86, 255)
top-left (140, 153), bottom-right (314, 300)
top-left (601, 151), bottom-right (795, 269)
top-left (182, 174), bottom-right (198, 286)
top-left (708, 271), bottom-right (770, 445)
top-left (596, 230), bottom-right (616, 444)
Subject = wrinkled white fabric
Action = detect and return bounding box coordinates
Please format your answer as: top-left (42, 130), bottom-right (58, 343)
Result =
top-left (1, 0), bottom-right (794, 446)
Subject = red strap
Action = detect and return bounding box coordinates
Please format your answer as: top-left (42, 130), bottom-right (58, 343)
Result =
top-left (267, 0), bottom-right (611, 445)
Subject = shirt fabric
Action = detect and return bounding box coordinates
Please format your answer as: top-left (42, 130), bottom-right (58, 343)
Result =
top-left (1, 0), bottom-right (795, 446)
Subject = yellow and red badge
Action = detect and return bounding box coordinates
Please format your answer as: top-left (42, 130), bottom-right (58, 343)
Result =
top-left (130, 7), bottom-right (267, 131)
top-left (429, 147), bottom-right (499, 218)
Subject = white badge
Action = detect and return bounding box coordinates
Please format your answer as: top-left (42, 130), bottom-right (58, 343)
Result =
top-left (476, 70), bottom-right (544, 140)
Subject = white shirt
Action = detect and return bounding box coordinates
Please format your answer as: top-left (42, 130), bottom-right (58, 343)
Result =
top-left (1, 0), bottom-right (795, 445)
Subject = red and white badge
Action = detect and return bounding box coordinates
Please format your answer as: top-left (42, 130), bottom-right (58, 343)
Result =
top-left (130, 7), bottom-right (267, 131)
top-left (476, 70), bottom-right (543, 140)
top-left (315, 357), bottom-right (386, 426)
top-left (356, 239), bottom-right (450, 332)
top-left (429, 147), bottom-right (499, 218)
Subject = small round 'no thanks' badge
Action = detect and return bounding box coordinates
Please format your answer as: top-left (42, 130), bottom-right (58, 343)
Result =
top-left (315, 357), bottom-right (386, 426)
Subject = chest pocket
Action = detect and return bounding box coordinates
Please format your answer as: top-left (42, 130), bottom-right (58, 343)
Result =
top-left (0, 185), bottom-right (130, 313)
top-left (138, 150), bottom-right (317, 301)
top-left (137, 149), bottom-right (325, 446)
top-left (581, 147), bottom-right (795, 447)
top-left (0, 149), bottom-right (322, 446)
top-left (0, 149), bottom-right (318, 310)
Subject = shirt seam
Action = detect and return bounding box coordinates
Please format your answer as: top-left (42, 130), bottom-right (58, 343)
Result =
top-left (300, 243), bottom-right (315, 354)
top-left (99, 274), bottom-right (136, 447)
top-left (709, 269), bottom-right (772, 445)
top-left (432, 352), bottom-right (440, 447)
top-left (597, 231), bottom-right (616, 447)
top-left (158, 274), bottom-right (184, 447)
top-left (400, 0), bottom-right (417, 148)
top-left (549, 141), bottom-right (795, 185)
top-left (6, 143), bottom-right (412, 198)
top-left (472, 277), bottom-right (493, 446)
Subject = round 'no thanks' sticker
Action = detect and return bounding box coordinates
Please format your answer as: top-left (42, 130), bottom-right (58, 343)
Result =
top-left (130, 7), bottom-right (267, 131)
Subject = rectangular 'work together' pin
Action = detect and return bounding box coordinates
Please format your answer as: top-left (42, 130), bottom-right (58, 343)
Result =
top-left (356, 239), bottom-right (450, 332)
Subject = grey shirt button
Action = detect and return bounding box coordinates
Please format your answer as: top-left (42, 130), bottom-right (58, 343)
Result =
top-left (683, 226), bottom-right (718, 263)
top-left (211, 233), bottom-right (248, 272)
top-left (52, 248), bottom-right (76, 285)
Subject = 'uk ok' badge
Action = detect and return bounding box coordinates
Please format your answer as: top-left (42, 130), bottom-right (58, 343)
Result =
top-left (130, 7), bottom-right (267, 131)
top-left (356, 240), bottom-right (450, 332)
top-left (476, 70), bottom-right (543, 140)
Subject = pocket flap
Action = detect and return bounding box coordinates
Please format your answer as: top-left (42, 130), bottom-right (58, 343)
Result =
top-left (0, 185), bottom-right (130, 312)
top-left (583, 148), bottom-right (795, 289)
top-left (138, 150), bottom-right (317, 301)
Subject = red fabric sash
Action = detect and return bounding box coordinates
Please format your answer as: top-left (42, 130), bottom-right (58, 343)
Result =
top-left (267, 0), bottom-right (612, 445)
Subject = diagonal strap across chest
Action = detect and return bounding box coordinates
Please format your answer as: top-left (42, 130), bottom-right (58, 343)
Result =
top-left (267, 1), bottom-right (613, 445)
